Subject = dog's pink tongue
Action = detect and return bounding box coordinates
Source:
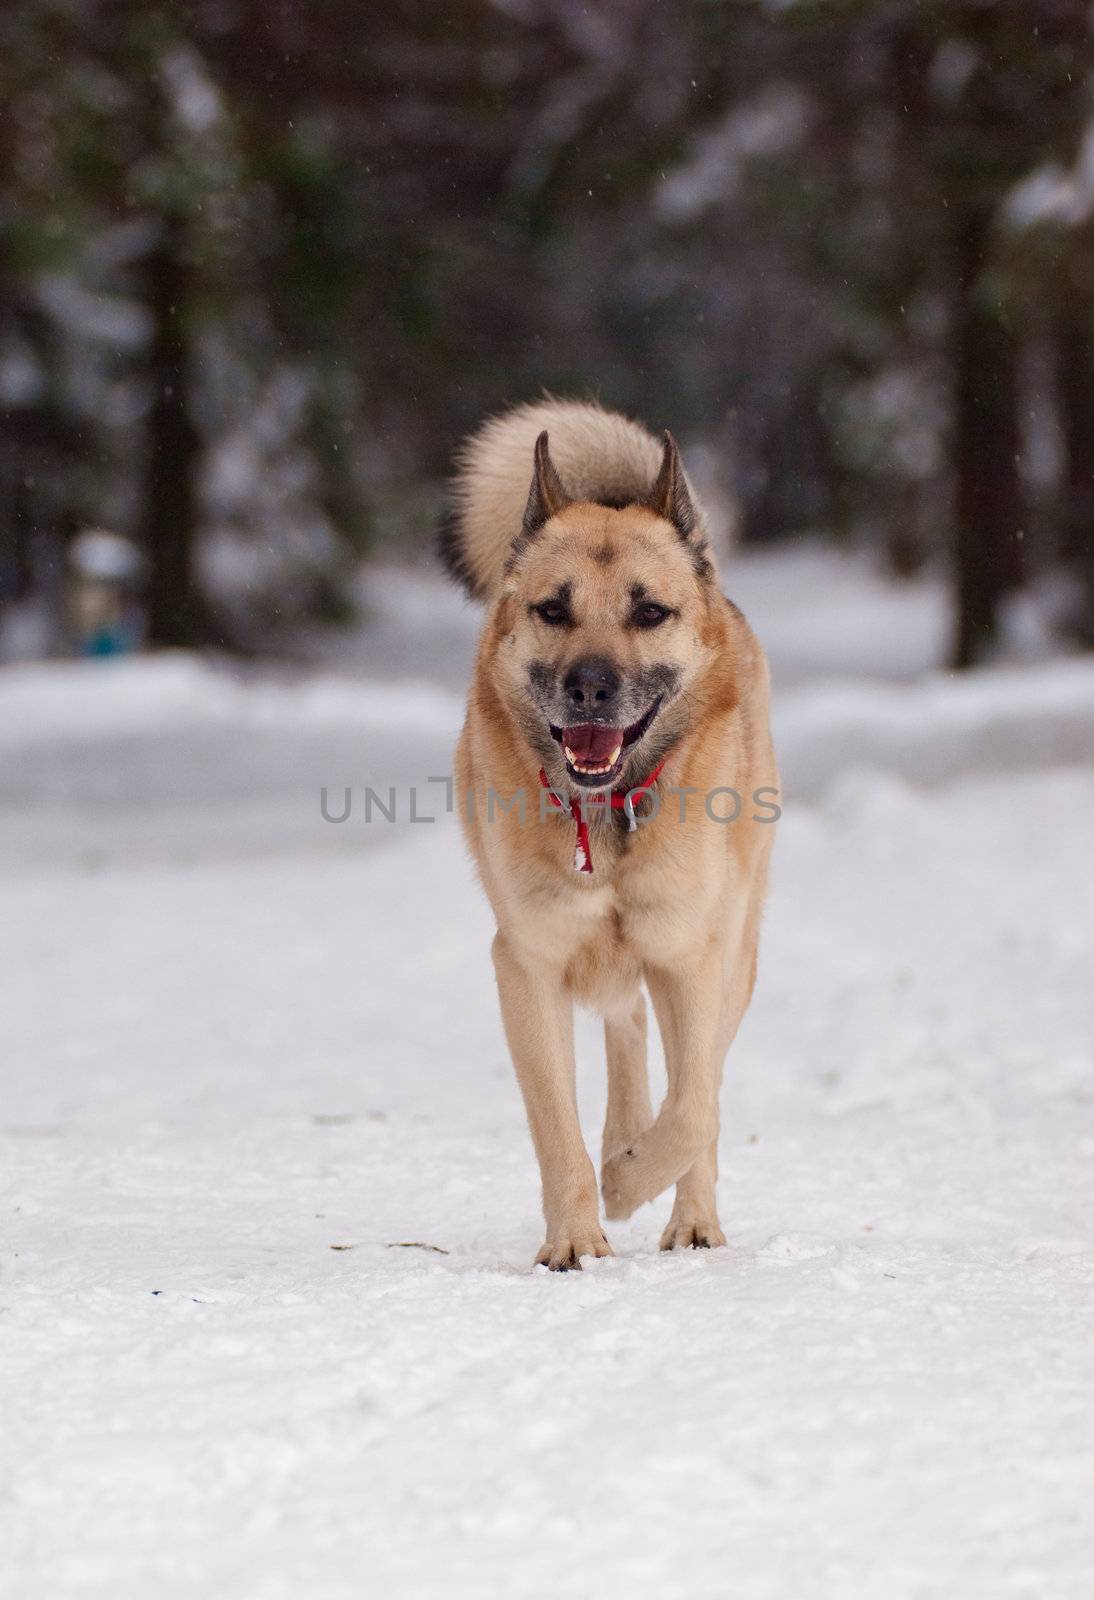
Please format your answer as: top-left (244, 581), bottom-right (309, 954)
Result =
top-left (564, 723), bottom-right (623, 762)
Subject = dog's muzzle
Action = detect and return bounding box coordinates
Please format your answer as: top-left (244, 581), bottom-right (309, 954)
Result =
top-left (548, 698), bottom-right (662, 787)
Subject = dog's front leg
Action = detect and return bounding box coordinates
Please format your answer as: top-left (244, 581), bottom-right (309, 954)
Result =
top-left (600, 947), bottom-right (724, 1221)
top-left (492, 933), bottom-right (612, 1271)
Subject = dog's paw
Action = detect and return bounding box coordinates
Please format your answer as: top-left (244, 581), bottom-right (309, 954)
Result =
top-left (601, 1148), bottom-right (642, 1220)
top-left (659, 1216), bottom-right (727, 1251)
top-left (535, 1227), bottom-right (613, 1272)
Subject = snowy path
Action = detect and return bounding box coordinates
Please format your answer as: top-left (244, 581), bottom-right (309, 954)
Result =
top-left (3, 563), bottom-right (1094, 1597)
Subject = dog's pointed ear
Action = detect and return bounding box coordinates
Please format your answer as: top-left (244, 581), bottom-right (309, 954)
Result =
top-left (522, 431), bottom-right (569, 536)
top-left (646, 431), bottom-right (697, 541)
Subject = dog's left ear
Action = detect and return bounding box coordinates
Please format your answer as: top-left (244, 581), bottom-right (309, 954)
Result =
top-left (646, 431), bottom-right (697, 540)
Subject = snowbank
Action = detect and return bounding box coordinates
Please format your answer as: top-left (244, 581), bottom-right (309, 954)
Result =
top-left (0, 652), bottom-right (462, 749)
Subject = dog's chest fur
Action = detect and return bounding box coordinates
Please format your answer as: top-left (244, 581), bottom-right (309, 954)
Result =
top-left (483, 789), bottom-right (734, 1011)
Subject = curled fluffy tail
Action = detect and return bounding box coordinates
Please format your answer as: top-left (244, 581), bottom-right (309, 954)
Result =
top-left (438, 398), bottom-right (674, 600)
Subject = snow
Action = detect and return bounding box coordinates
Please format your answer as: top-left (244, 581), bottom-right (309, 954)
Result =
top-left (657, 84), bottom-right (810, 221)
top-left (3, 546), bottom-right (1093, 1599)
top-left (1005, 123), bottom-right (1094, 232)
top-left (0, 651), bottom-right (460, 749)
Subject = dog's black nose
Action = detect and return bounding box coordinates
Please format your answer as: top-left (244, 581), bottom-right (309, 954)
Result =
top-left (564, 656), bottom-right (621, 713)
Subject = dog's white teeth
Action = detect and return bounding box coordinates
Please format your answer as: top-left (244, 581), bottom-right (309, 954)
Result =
top-left (564, 744), bottom-right (621, 776)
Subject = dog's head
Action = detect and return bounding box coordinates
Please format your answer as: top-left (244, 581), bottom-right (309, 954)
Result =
top-left (492, 430), bottom-right (723, 790)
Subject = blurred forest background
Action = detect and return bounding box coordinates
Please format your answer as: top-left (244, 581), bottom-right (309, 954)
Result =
top-left (1, 0), bottom-right (1092, 668)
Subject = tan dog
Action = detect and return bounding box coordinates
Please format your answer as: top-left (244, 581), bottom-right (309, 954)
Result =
top-left (440, 399), bottom-right (778, 1269)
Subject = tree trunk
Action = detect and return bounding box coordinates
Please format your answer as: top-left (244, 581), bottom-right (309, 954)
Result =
top-left (139, 215), bottom-right (206, 648)
top-left (1056, 305), bottom-right (1094, 646)
top-left (950, 209), bottom-right (1024, 670)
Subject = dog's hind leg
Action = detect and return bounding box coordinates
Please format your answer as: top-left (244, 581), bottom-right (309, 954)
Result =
top-left (601, 992), bottom-right (653, 1170)
top-left (660, 925), bottom-right (763, 1247)
top-left (600, 944), bottom-right (725, 1221)
top-left (493, 933), bottom-right (613, 1271)
top-left (604, 894), bottom-right (764, 1230)
top-left (656, 969), bottom-right (747, 1251)
top-left (659, 1138), bottom-right (726, 1250)
top-left (659, 921), bottom-right (762, 1246)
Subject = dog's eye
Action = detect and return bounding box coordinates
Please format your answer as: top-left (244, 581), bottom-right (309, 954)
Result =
top-left (633, 602), bottom-right (672, 629)
top-left (532, 599), bottom-right (570, 626)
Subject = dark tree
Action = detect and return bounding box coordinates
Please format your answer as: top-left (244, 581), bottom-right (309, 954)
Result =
top-left (138, 215), bottom-right (205, 647)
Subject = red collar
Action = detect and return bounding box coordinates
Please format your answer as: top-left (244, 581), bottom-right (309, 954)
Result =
top-left (538, 760), bottom-right (667, 874)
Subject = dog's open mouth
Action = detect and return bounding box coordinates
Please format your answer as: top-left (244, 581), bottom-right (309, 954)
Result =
top-left (549, 699), bottom-right (661, 787)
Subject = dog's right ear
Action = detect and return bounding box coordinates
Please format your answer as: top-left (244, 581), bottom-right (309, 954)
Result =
top-left (522, 431), bottom-right (569, 537)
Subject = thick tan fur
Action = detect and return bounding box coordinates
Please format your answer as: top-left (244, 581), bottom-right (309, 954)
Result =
top-left (447, 398), bottom-right (777, 1269)
top-left (445, 398), bottom-right (708, 600)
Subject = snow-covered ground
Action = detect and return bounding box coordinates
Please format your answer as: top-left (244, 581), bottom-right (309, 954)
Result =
top-left (3, 547), bottom-right (1093, 1599)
